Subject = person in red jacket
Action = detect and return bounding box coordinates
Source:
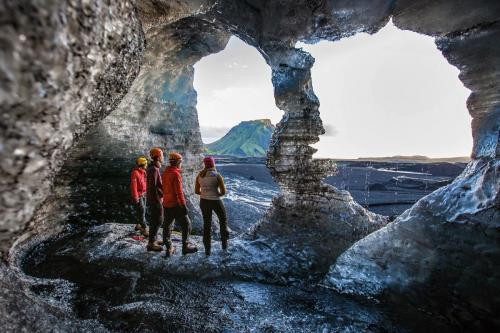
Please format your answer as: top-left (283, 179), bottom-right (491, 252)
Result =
top-left (130, 156), bottom-right (149, 236)
top-left (146, 147), bottom-right (164, 252)
top-left (161, 152), bottom-right (198, 256)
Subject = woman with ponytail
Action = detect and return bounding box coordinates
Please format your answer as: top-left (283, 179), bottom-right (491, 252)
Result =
top-left (195, 156), bottom-right (228, 255)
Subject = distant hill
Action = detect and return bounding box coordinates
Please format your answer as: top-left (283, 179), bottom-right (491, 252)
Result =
top-left (205, 119), bottom-right (275, 157)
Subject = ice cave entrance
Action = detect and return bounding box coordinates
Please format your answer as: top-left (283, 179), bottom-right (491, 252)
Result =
top-left (298, 20), bottom-right (472, 216)
top-left (193, 23), bottom-right (472, 218)
top-left (298, 20), bottom-right (471, 159)
top-left (193, 36), bottom-right (282, 226)
top-left (194, 36), bottom-right (281, 145)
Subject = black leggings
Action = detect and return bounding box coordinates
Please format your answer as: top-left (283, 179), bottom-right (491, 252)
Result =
top-left (163, 206), bottom-right (192, 247)
top-left (200, 199), bottom-right (228, 251)
top-left (148, 203), bottom-right (163, 244)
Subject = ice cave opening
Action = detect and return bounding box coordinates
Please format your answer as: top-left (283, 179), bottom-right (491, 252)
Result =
top-left (298, 20), bottom-right (472, 216)
top-left (2, 2), bottom-right (499, 332)
top-left (193, 36), bottom-right (282, 231)
top-left (192, 22), bottom-right (474, 219)
top-left (194, 36), bottom-right (282, 145)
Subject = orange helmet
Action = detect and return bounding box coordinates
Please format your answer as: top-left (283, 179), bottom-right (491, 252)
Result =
top-left (168, 152), bottom-right (183, 161)
top-left (149, 147), bottom-right (163, 159)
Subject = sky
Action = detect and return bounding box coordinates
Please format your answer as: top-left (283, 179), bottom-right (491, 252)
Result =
top-left (194, 38), bottom-right (282, 143)
top-left (194, 21), bottom-right (472, 158)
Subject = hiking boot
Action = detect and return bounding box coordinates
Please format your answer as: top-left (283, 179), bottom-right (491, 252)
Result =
top-left (165, 245), bottom-right (176, 257)
top-left (135, 224), bottom-right (149, 237)
top-left (155, 240), bottom-right (164, 246)
top-left (146, 242), bottom-right (162, 252)
top-left (182, 243), bottom-right (198, 255)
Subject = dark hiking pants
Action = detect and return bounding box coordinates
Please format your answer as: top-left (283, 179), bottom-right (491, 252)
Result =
top-left (200, 198), bottom-right (228, 253)
top-left (163, 206), bottom-right (192, 247)
top-left (148, 203), bottom-right (164, 243)
top-left (134, 195), bottom-right (147, 228)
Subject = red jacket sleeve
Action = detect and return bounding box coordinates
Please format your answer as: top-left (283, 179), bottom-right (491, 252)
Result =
top-left (174, 173), bottom-right (186, 206)
top-left (130, 171), bottom-right (139, 202)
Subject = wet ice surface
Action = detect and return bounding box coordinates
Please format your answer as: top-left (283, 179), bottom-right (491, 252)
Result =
top-left (22, 158), bottom-right (467, 332)
top-left (23, 229), bottom-right (461, 333)
top-left (218, 164), bottom-right (279, 233)
top-left (223, 172), bottom-right (278, 209)
top-left (24, 242), bottom-right (400, 333)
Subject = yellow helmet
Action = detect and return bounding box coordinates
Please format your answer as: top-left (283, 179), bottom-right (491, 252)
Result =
top-left (136, 156), bottom-right (148, 167)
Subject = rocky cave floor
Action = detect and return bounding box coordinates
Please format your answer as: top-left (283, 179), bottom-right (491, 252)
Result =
top-left (23, 225), bottom-right (460, 333)
top-left (17, 160), bottom-right (470, 332)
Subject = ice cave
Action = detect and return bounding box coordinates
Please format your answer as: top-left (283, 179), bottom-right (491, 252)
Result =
top-left (0, 1), bottom-right (499, 332)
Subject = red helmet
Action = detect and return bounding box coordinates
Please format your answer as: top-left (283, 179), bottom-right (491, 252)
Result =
top-left (168, 152), bottom-right (183, 161)
top-left (149, 147), bottom-right (163, 159)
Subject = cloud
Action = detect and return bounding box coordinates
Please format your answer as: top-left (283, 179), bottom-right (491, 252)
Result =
top-left (200, 125), bottom-right (231, 138)
top-left (211, 86), bottom-right (255, 100)
top-left (323, 124), bottom-right (338, 137)
top-left (225, 62), bottom-right (249, 69)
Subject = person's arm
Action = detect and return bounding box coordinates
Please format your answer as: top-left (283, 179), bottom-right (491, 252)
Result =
top-left (194, 175), bottom-right (201, 195)
top-left (130, 172), bottom-right (139, 203)
top-left (217, 174), bottom-right (226, 196)
top-left (156, 168), bottom-right (163, 199)
top-left (174, 174), bottom-right (187, 206)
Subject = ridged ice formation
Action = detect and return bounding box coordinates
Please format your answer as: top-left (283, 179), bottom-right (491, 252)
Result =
top-left (0, 0), bottom-right (499, 330)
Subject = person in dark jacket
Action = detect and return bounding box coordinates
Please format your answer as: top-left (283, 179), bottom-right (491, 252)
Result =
top-left (130, 156), bottom-right (148, 236)
top-left (146, 147), bottom-right (164, 252)
top-left (195, 156), bottom-right (228, 256)
top-left (162, 152), bottom-right (198, 256)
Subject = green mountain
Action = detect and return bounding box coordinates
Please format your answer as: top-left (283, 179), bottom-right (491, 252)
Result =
top-left (205, 119), bottom-right (275, 157)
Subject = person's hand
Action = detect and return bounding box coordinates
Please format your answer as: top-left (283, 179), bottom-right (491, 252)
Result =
top-left (179, 205), bottom-right (188, 216)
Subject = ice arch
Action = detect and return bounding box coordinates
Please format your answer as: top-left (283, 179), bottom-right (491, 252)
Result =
top-left (1, 1), bottom-right (499, 331)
